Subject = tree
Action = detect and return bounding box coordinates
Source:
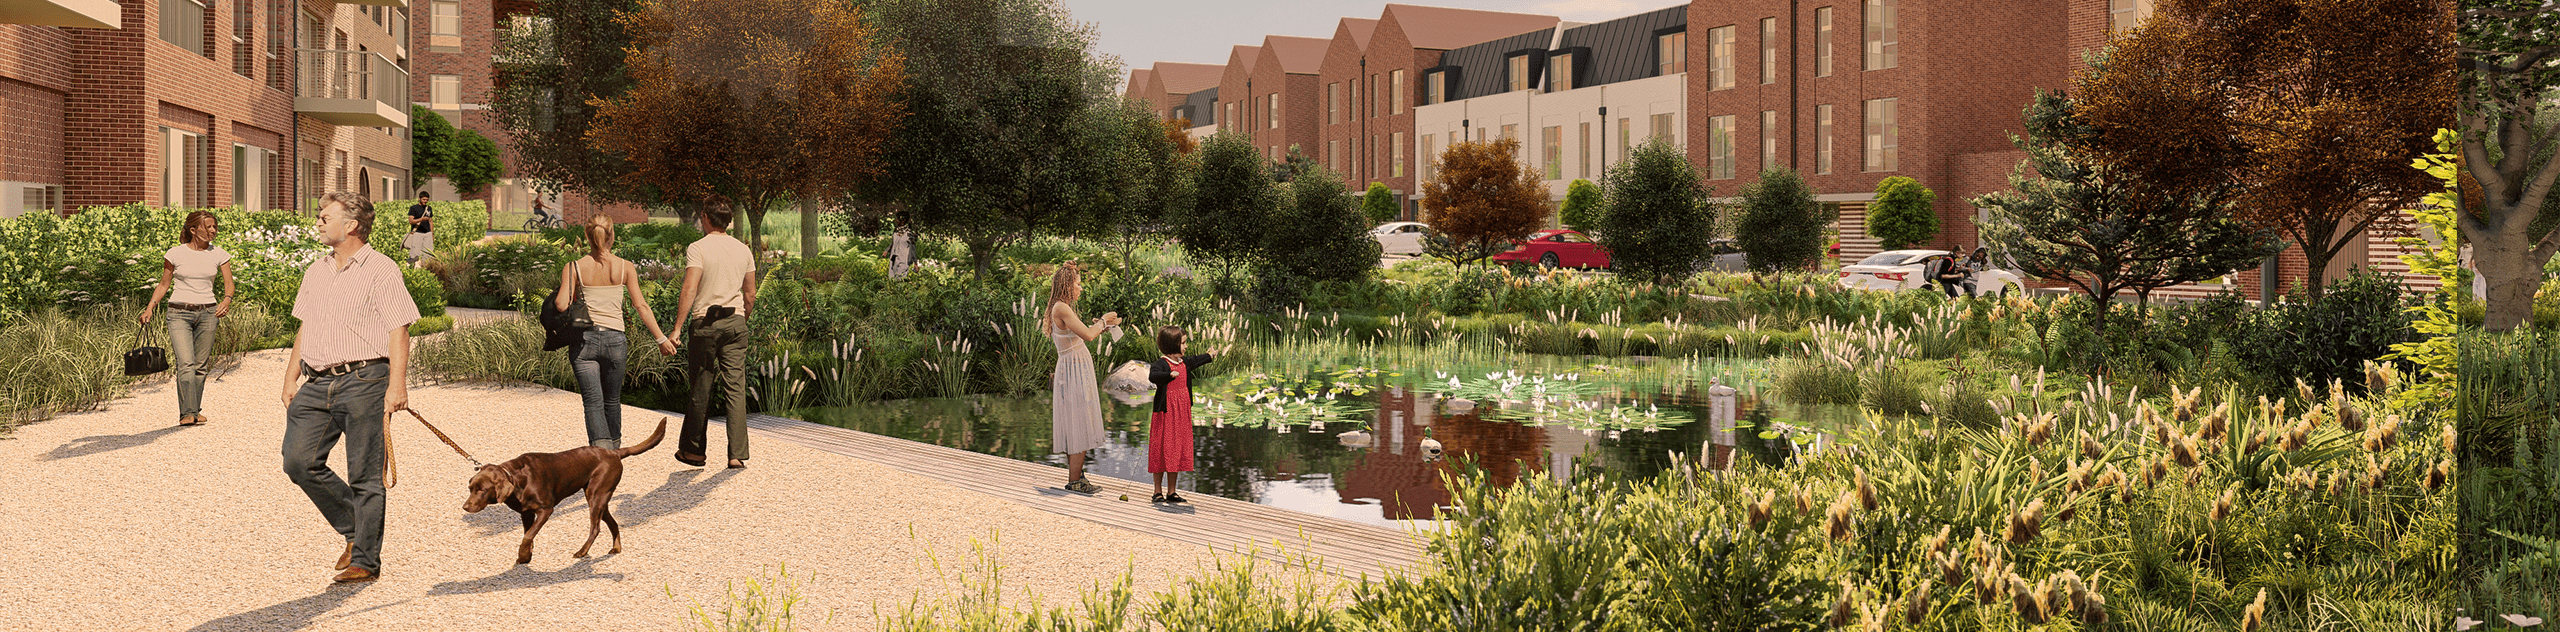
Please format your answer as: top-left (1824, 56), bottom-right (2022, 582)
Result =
top-left (1420, 137), bottom-right (1548, 267)
top-left (1591, 140), bottom-right (1716, 285)
top-left (2457, 0), bottom-right (2560, 329)
top-left (1270, 169), bottom-right (1382, 283)
top-left (868, 0), bottom-right (1122, 278)
top-left (489, 0), bottom-right (647, 215)
top-left (410, 106), bottom-right (503, 196)
top-left (2075, 0), bottom-right (2457, 297)
top-left (1733, 167), bottom-right (1827, 279)
top-left (1177, 131), bottom-right (1279, 282)
top-left (1362, 183), bottom-right (1400, 225)
top-left (1975, 89), bottom-right (2286, 322)
top-left (1865, 176), bottom-right (1937, 250)
top-left (586, 0), bottom-right (906, 256)
top-left (1559, 179), bottom-right (1600, 232)
top-left (1095, 99), bottom-right (1194, 270)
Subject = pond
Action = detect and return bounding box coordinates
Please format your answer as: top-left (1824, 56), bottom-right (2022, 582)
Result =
top-left (775, 355), bottom-right (1858, 529)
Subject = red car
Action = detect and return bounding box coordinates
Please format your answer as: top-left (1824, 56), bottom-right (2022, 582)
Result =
top-left (1490, 229), bottom-right (1611, 269)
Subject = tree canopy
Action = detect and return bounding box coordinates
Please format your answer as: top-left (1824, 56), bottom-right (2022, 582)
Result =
top-left (1732, 167), bottom-right (1826, 278)
top-left (1866, 176), bottom-right (1937, 251)
top-left (2458, 0), bottom-right (2560, 329)
top-left (1420, 137), bottom-right (1547, 267)
top-left (1177, 131), bottom-right (1279, 280)
top-left (1559, 179), bottom-right (1600, 232)
top-left (410, 106), bottom-right (503, 197)
top-left (489, 0), bottom-right (643, 211)
top-left (1592, 140), bottom-right (1716, 285)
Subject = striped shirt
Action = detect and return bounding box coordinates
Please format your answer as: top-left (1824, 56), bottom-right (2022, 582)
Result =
top-left (291, 246), bottom-right (422, 371)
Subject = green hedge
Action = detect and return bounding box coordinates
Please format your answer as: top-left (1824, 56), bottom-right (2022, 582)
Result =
top-left (367, 199), bottom-right (488, 257)
top-left (1, 203), bottom-right (454, 326)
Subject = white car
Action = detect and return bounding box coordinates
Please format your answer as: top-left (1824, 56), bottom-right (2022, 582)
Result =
top-left (1837, 249), bottom-right (2023, 296)
top-left (1370, 221), bottom-right (1430, 256)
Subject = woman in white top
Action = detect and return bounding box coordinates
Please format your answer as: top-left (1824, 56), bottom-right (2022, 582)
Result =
top-left (1044, 263), bottom-right (1120, 494)
top-left (553, 215), bottom-right (678, 449)
top-left (141, 211), bottom-right (236, 427)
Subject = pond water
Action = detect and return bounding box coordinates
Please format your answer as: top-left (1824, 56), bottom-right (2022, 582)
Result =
top-left (775, 356), bottom-right (1858, 529)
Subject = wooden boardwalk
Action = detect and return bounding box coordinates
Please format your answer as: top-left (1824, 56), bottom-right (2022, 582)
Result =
top-left (651, 410), bottom-right (1427, 579)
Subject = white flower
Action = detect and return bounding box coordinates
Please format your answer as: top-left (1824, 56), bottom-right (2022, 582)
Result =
top-left (2503, 615), bottom-right (2545, 628)
top-left (2457, 618), bottom-right (2482, 631)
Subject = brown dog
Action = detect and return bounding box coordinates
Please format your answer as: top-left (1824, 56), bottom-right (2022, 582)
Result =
top-left (464, 418), bottom-right (667, 564)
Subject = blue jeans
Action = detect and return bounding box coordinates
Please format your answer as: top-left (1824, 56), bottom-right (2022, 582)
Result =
top-left (283, 361), bottom-right (390, 573)
top-left (167, 306), bottom-right (220, 419)
top-left (570, 328), bottom-right (628, 449)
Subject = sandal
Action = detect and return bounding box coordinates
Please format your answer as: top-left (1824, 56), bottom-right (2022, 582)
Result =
top-left (1164, 493), bottom-right (1189, 504)
top-left (1065, 479), bottom-right (1100, 494)
top-left (178, 415), bottom-right (202, 427)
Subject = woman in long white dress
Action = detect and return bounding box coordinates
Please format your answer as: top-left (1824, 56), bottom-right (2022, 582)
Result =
top-left (1045, 263), bottom-right (1120, 494)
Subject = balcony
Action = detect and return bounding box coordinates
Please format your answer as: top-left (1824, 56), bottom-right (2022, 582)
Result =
top-left (295, 49), bottom-right (410, 129)
top-left (0, 0), bottom-right (121, 28)
top-left (335, 0), bottom-right (406, 7)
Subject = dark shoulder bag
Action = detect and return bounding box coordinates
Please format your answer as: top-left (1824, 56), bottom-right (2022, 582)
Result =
top-left (123, 324), bottom-right (168, 376)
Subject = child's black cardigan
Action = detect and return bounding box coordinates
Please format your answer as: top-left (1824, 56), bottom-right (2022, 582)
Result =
top-left (1147, 354), bottom-right (1216, 413)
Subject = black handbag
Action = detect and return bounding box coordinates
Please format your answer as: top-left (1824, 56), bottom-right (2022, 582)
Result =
top-left (123, 324), bottom-right (169, 376)
top-left (538, 285), bottom-right (591, 352)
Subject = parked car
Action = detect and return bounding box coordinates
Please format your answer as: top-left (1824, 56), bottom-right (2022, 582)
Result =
top-left (1371, 221), bottom-right (1431, 256)
top-left (1490, 229), bottom-right (1611, 269)
top-left (1699, 238), bottom-right (1747, 273)
top-left (1836, 249), bottom-right (2023, 296)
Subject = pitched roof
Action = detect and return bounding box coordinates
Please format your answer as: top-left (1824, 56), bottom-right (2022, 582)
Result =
top-left (1228, 45), bottom-right (1262, 74)
top-left (1151, 62), bottom-right (1225, 94)
top-left (1343, 17), bottom-right (1380, 50)
top-left (1382, 4), bottom-right (1560, 50)
top-left (1124, 68), bottom-right (1152, 97)
top-left (1262, 35), bottom-right (1330, 74)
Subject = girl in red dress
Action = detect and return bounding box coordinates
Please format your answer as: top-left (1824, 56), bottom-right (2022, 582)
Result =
top-left (1147, 326), bottom-right (1217, 504)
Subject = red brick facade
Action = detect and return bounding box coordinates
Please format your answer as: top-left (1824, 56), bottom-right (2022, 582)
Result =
top-left (408, 0), bottom-right (643, 225)
top-left (1326, 5), bottom-right (1557, 208)
top-left (1247, 35), bottom-right (1325, 164)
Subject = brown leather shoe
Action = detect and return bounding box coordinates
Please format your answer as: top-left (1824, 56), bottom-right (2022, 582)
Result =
top-left (178, 415), bottom-right (203, 426)
top-left (332, 566), bottom-right (377, 583)
top-left (726, 459), bottom-right (746, 469)
top-left (675, 451), bottom-right (706, 467)
top-left (335, 543), bottom-right (352, 571)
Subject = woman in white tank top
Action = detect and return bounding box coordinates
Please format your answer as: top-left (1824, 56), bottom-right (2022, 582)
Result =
top-left (552, 215), bottom-right (678, 449)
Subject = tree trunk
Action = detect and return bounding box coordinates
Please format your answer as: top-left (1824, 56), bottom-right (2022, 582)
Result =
top-left (2296, 221), bottom-right (2345, 300)
top-left (798, 194), bottom-right (823, 259)
top-left (967, 238), bottom-right (998, 280)
top-left (2473, 216), bottom-right (2549, 330)
top-left (745, 205), bottom-right (768, 253)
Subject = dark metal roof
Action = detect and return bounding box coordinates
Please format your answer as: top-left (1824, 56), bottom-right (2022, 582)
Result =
top-left (1432, 28), bottom-right (1554, 102)
top-left (1556, 5), bottom-right (1687, 87)
top-left (1184, 87), bottom-right (1219, 126)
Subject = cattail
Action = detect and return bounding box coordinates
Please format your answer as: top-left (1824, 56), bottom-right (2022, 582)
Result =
top-left (2011, 574), bottom-right (2049, 624)
top-left (1857, 468), bottom-right (1879, 512)
top-left (1829, 581), bottom-right (1858, 628)
top-left (1795, 489), bottom-right (1814, 515)
top-left (1907, 579), bottom-right (1933, 625)
top-left (2364, 414), bottom-right (2401, 453)
top-left (1936, 550), bottom-right (1966, 586)
top-left (2095, 464), bottom-right (2124, 492)
top-left (2241, 588), bottom-right (2268, 632)
top-left (2211, 487), bottom-right (2237, 521)
top-left (1826, 489), bottom-right (1859, 541)
top-left (1748, 490), bottom-right (1777, 528)
top-left (2244, 428), bottom-right (2269, 456)
top-left (2081, 430), bottom-right (2106, 460)
top-left (2054, 494), bottom-right (2079, 524)
top-left (2068, 460), bottom-right (2094, 493)
top-left (2144, 457), bottom-right (2169, 487)
top-left (2202, 404), bottom-right (2230, 442)
top-left (2183, 465), bottom-right (2203, 487)
top-left (2025, 412), bottom-right (2056, 447)
top-left (2079, 588), bottom-right (2109, 625)
top-left (2295, 378), bottom-right (2316, 409)
top-left (2366, 360), bottom-right (2390, 394)
top-left (2006, 498), bottom-right (2046, 544)
top-left (2280, 419), bottom-right (2311, 452)
top-left (2443, 423), bottom-right (2458, 454)
top-left (2367, 455), bottom-right (2391, 491)
top-left (2171, 432), bottom-right (2201, 468)
top-left (2327, 470), bottom-right (2346, 496)
top-left (2338, 402), bottom-right (2367, 432)
top-left (2027, 457), bottom-right (2047, 486)
top-left (1858, 600), bottom-right (1888, 632)
top-left (2425, 459), bottom-right (2451, 492)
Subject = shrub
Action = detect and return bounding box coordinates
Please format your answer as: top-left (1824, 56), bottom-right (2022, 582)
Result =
top-left (1362, 182), bottom-right (1400, 225)
top-left (1733, 168), bottom-right (1825, 276)
top-left (1865, 175), bottom-right (1937, 250)
top-left (2234, 269), bottom-right (2417, 396)
top-left (1558, 178), bottom-right (1599, 232)
top-left (0, 204), bottom-right (325, 320)
top-left (427, 234), bottom-right (579, 307)
top-left (1267, 168), bottom-right (1381, 285)
top-left (1592, 140), bottom-right (1716, 285)
top-left (404, 265), bottom-right (447, 318)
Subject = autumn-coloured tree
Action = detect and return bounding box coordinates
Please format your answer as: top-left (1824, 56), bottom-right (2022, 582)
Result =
top-left (1166, 117), bottom-right (1200, 155)
top-left (1976, 89), bottom-right (2285, 321)
top-left (1421, 138), bottom-right (1548, 267)
top-left (587, 0), bottom-right (905, 255)
top-left (2075, 0), bottom-right (2456, 297)
top-left (2457, 0), bottom-right (2560, 329)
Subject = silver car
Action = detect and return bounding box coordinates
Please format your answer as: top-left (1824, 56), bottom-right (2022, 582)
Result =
top-left (1370, 221), bottom-right (1430, 256)
top-left (1836, 249), bottom-right (2022, 296)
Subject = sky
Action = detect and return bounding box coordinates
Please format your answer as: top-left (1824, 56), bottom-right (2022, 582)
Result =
top-left (1058, 0), bottom-right (1687, 92)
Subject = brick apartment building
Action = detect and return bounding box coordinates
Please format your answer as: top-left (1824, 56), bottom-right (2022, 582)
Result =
top-left (1124, 60), bottom-right (1223, 140)
top-left (2, 0), bottom-right (412, 219)
top-left (1324, 4), bottom-right (1557, 219)
top-left (1218, 35), bottom-right (1326, 165)
top-left (1413, 5), bottom-right (1691, 222)
top-left (408, 0), bottom-right (641, 225)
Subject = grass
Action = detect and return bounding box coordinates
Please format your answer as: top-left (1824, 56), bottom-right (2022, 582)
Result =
top-left (668, 563), bottom-right (834, 632)
top-left (410, 317), bottom-right (682, 391)
top-left (1, 301), bottom-right (291, 434)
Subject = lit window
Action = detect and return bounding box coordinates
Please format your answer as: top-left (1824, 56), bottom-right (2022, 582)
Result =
top-left (1657, 32), bottom-right (1686, 75)
top-left (1864, 98), bottom-right (1899, 172)
top-left (1508, 55), bottom-right (1532, 92)
top-left (1709, 115), bottom-right (1734, 179)
top-left (1865, 0), bottom-right (1899, 71)
top-left (1817, 104), bottom-right (1834, 174)
top-left (1710, 26), bottom-right (1735, 90)
top-left (1542, 126), bottom-right (1563, 180)
top-left (1761, 110), bottom-right (1777, 172)
top-left (1549, 53), bottom-right (1574, 91)
top-left (1761, 18), bottom-right (1777, 84)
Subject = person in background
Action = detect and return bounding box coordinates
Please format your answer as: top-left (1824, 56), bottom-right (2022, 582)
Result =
top-left (674, 202), bottom-right (758, 469)
top-left (555, 215), bottom-right (679, 451)
top-left (1963, 247), bottom-right (1991, 298)
top-left (1044, 263), bottom-right (1118, 494)
top-left (141, 211), bottom-right (236, 427)
top-left (405, 193), bottom-right (435, 263)
top-left (277, 192), bottom-right (420, 584)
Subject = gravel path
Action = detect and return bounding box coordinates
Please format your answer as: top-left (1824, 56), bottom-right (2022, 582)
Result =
top-left (0, 336), bottom-right (1228, 631)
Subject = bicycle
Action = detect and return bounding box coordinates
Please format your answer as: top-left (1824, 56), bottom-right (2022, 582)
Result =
top-left (523, 213), bottom-right (565, 231)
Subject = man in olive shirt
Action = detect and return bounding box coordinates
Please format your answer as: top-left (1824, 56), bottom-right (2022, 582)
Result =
top-left (279, 192), bottom-right (421, 584)
top-left (675, 202), bottom-right (758, 469)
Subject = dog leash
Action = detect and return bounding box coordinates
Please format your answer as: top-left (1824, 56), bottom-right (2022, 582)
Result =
top-left (405, 408), bottom-right (485, 468)
top-left (380, 408), bottom-right (483, 491)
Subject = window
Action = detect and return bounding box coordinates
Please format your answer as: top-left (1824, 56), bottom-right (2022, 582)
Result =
top-left (432, 1), bottom-right (462, 49)
top-left (1393, 132), bottom-right (1406, 177)
top-left (1864, 97), bottom-right (1898, 171)
top-left (1709, 26), bottom-right (1734, 90)
top-left (1816, 7), bottom-right (1833, 77)
top-left (1328, 83), bottom-right (1339, 125)
top-left (1226, 102), bottom-right (1237, 129)
top-left (1391, 69), bottom-right (1406, 114)
top-left (1424, 70), bottom-right (1445, 105)
top-left (431, 74), bottom-right (460, 110)
top-left (1709, 115), bottom-right (1734, 179)
top-left (1817, 104), bottom-right (1835, 174)
top-left (1761, 18), bottom-right (1777, 84)
top-left (7, 184), bottom-right (62, 218)
top-left (162, 128), bottom-right (211, 208)
top-left (1578, 122), bottom-right (1590, 178)
top-left (1651, 113), bottom-right (1675, 147)
top-left (232, 0), bottom-right (257, 77)
top-left (1619, 118), bottom-right (1631, 157)
top-left (1865, 0), bottom-right (1898, 70)
top-left (232, 144), bottom-right (270, 211)
top-left (1351, 79), bottom-right (1360, 119)
top-left (1548, 53), bottom-right (1573, 91)
top-left (1422, 134), bottom-right (1437, 182)
top-left (1507, 54), bottom-right (1532, 92)
top-left (1329, 140), bottom-right (1340, 172)
top-left (2111, 0), bottom-right (2155, 34)
top-left (161, 0), bottom-right (208, 57)
top-left (1657, 31), bottom-right (1686, 75)
top-left (1368, 74), bottom-right (1377, 117)
top-left (1268, 93), bottom-right (1278, 129)
top-left (1501, 124), bottom-right (1517, 141)
top-left (1761, 110), bottom-right (1777, 172)
top-left (1542, 126), bottom-right (1563, 179)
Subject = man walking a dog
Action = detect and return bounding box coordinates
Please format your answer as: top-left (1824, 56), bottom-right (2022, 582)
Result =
top-left (279, 192), bottom-right (421, 584)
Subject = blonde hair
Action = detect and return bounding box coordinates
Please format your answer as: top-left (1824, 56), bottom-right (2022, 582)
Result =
top-left (1046, 263), bottom-right (1080, 333)
top-left (584, 215), bottom-right (616, 254)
